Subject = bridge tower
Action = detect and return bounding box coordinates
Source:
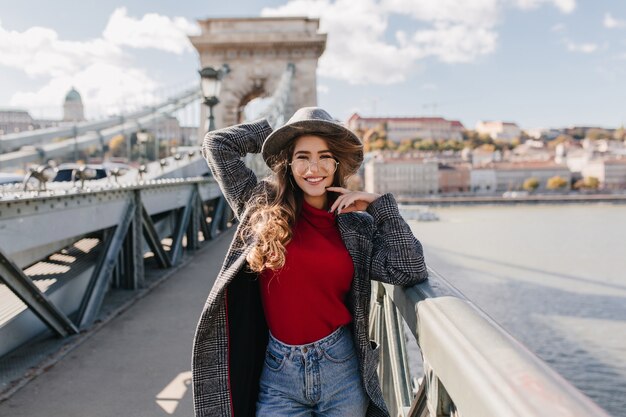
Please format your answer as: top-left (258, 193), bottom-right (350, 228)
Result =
top-left (189, 17), bottom-right (327, 133)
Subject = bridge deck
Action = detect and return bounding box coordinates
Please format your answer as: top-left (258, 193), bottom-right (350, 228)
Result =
top-left (0, 230), bottom-right (232, 417)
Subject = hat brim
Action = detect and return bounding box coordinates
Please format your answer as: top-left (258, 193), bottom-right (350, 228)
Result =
top-left (262, 119), bottom-right (363, 171)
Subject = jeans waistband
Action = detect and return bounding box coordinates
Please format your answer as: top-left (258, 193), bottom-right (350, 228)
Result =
top-left (268, 325), bottom-right (349, 357)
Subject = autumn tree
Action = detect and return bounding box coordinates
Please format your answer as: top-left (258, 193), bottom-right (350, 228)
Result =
top-left (613, 126), bottom-right (626, 141)
top-left (362, 124), bottom-right (387, 152)
top-left (586, 128), bottom-right (611, 141)
top-left (397, 139), bottom-right (413, 153)
top-left (109, 134), bottom-right (127, 157)
top-left (523, 177), bottom-right (540, 192)
top-left (574, 176), bottom-right (600, 190)
top-left (547, 134), bottom-right (573, 150)
top-left (546, 176), bottom-right (568, 190)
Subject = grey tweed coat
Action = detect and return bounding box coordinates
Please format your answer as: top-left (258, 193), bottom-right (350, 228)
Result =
top-left (192, 119), bottom-right (428, 417)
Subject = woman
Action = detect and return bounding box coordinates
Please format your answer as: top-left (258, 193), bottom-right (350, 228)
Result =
top-left (192, 107), bottom-right (428, 417)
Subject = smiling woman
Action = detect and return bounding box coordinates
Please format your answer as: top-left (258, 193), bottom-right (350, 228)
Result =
top-left (191, 106), bottom-right (429, 417)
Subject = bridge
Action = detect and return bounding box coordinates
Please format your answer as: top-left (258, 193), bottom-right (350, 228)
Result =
top-left (0, 17), bottom-right (613, 417)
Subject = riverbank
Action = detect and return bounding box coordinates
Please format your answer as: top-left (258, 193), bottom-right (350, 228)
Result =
top-left (397, 193), bottom-right (626, 206)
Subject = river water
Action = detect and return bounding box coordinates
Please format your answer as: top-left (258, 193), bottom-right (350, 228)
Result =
top-left (403, 203), bottom-right (626, 416)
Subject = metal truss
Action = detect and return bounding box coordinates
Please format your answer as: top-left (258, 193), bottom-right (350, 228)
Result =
top-left (0, 179), bottom-right (229, 338)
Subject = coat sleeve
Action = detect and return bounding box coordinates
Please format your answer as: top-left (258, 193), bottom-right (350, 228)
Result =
top-left (366, 193), bottom-right (429, 286)
top-left (201, 119), bottom-right (273, 219)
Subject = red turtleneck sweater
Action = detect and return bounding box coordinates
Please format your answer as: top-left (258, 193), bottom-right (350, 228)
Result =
top-left (259, 200), bottom-right (354, 345)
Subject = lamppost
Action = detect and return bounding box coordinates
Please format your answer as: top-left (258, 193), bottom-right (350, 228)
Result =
top-left (199, 64), bottom-right (230, 131)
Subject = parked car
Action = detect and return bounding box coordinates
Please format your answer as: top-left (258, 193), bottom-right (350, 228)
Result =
top-left (52, 163), bottom-right (130, 182)
top-left (502, 191), bottom-right (530, 198)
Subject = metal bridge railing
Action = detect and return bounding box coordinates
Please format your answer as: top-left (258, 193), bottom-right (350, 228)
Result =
top-left (370, 268), bottom-right (612, 417)
top-left (0, 177), bottom-right (230, 358)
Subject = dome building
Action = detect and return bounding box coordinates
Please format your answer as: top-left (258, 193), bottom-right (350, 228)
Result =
top-left (63, 87), bottom-right (85, 122)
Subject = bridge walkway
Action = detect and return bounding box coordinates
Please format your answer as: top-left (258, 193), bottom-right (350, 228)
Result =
top-left (0, 229), bottom-right (233, 417)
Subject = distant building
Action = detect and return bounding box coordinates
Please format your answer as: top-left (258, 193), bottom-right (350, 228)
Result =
top-left (469, 148), bottom-right (502, 166)
top-left (470, 168), bottom-right (497, 194)
top-left (180, 126), bottom-right (200, 147)
top-left (475, 121), bottom-right (521, 142)
top-left (0, 109), bottom-right (36, 135)
top-left (347, 113), bottom-right (465, 142)
top-left (438, 163), bottom-right (471, 193)
top-left (565, 148), bottom-right (593, 173)
top-left (485, 161), bottom-right (571, 192)
top-left (581, 158), bottom-right (626, 190)
top-left (63, 87), bottom-right (85, 122)
top-left (525, 128), bottom-right (561, 141)
top-left (155, 116), bottom-right (181, 148)
top-left (510, 140), bottom-right (552, 162)
top-left (364, 155), bottom-right (438, 196)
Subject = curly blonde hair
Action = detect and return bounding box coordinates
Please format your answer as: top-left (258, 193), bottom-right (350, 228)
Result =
top-left (242, 131), bottom-right (363, 273)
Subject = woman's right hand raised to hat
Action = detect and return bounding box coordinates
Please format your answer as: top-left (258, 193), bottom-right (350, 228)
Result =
top-left (327, 187), bottom-right (381, 214)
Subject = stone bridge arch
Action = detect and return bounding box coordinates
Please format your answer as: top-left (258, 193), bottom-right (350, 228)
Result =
top-left (190, 17), bottom-right (327, 131)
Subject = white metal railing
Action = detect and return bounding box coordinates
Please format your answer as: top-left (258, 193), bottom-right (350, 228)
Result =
top-left (370, 269), bottom-right (612, 417)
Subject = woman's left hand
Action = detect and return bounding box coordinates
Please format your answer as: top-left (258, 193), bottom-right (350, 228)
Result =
top-left (327, 187), bottom-right (381, 214)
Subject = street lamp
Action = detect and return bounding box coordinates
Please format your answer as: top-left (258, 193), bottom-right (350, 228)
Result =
top-left (199, 64), bottom-right (230, 131)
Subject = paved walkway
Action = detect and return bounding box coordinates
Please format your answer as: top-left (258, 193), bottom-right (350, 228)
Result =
top-left (0, 230), bottom-right (233, 417)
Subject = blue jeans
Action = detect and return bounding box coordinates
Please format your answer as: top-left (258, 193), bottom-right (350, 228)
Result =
top-left (256, 326), bottom-right (369, 417)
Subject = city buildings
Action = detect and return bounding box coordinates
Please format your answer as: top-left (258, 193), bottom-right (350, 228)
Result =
top-left (475, 120), bottom-right (521, 142)
top-left (364, 155), bottom-right (438, 196)
top-left (0, 109), bottom-right (36, 135)
top-left (347, 113), bottom-right (465, 142)
top-left (582, 158), bottom-right (626, 190)
top-left (477, 161), bottom-right (572, 193)
top-left (363, 151), bottom-right (579, 196)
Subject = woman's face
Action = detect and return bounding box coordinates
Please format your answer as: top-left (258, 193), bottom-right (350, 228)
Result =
top-left (291, 135), bottom-right (337, 209)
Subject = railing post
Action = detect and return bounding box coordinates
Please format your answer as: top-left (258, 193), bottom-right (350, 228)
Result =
top-left (77, 196), bottom-right (136, 329)
top-left (122, 190), bottom-right (145, 289)
top-left (186, 185), bottom-right (200, 250)
top-left (210, 196), bottom-right (226, 239)
top-left (170, 187), bottom-right (197, 265)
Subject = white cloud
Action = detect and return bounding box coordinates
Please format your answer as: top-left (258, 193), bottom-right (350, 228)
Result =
top-left (412, 22), bottom-right (498, 63)
top-left (103, 7), bottom-right (199, 54)
top-left (0, 9), bottom-right (198, 119)
top-left (565, 40), bottom-right (598, 54)
top-left (512, 0), bottom-right (576, 14)
top-left (317, 84), bottom-right (330, 94)
top-left (382, 0), bottom-right (501, 28)
top-left (551, 23), bottom-right (566, 33)
top-left (262, 0), bottom-right (418, 84)
top-left (262, 0), bottom-right (498, 85)
top-left (0, 19), bottom-right (123, 78)
top-left (604, 13), bottom-right (626, 29)
top-left (10, 63), bottom-right (160, 119)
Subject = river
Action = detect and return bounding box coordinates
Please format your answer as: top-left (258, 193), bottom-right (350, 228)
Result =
top-left (404, 203), bottom-right (626, 416)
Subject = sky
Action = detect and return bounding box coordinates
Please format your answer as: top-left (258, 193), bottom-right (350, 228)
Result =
top-left (1, 0), bottom-right (626, 130)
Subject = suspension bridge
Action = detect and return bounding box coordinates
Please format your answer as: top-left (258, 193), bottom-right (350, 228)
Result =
top-left (0, 16), bottom-right (612, 417)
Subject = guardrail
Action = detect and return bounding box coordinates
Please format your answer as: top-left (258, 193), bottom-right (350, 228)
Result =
top-left (370, 268), bottom-right (612, 417)
top-left (0, 177), bottom-right (230, 357)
